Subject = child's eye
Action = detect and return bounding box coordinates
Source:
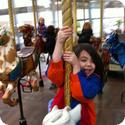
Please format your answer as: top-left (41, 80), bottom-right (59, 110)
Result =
top-left (81, 59), bottom-right (87, 62)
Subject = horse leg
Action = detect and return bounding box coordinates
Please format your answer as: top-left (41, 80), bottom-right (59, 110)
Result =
top-left (0, 81), bottom-right (5, 93)
top-left (29, 71), bottom-right (39, 91)
top-left (2, 82), bottom-right (18, 106)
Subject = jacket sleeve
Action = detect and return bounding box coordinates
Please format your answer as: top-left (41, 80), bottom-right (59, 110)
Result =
top-left (46, 60), bottom-right (64, 87)
top-left (70, 70), bottom-right (103, 102)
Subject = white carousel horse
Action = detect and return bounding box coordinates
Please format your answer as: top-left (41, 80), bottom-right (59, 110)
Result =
top-left (0, 26), bottom-right (20, 106)
top-left (0, 117), bottom-right (8, 125)
top-left (0, 25), bottom-right (43, 106)
top-left (42, 104), bottom-right (81, 125)
top-left (118, 118), bottom-right (125, 125)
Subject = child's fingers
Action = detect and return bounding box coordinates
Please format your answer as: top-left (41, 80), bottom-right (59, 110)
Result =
top-left (61, 26), bottom-right (71, 31)
top-left (63, 51), bottom-right (73, 54)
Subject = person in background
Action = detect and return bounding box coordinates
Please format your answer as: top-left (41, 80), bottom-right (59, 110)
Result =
top-left (46, 25), bottom-right (56, 63)
top-left (46, 26), bottom-right (104, 125)
top-left (45, 25), bottom-right (57, 90)
top-left (37, 17), bottom-right (47, 41)
top-left (78, 22), bottom-right (93, 44)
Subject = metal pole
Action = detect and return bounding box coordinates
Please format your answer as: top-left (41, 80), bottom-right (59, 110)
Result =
top-left (8, 1), bottom-right (26, 123)
top-left (62, 0), bottom-right (73, 106)
top-left (38, 60), bottom-right (44, 87)
top-left (57, 0), bottom-right (60, 27)
top-left (32, 0), bottom-right (44, 87)
top-left (17, 79), bottom-right (27, 125)
top-left (73, 0), bottom-right (77, 45)
top-left (83, 0), bottom-right (85, 23)
top-left (123, 7), bottom-right (125, 32)
top-left (100, 0), bottom-right (104, 39)
top-left (32, 0), bottom-right (37, 35)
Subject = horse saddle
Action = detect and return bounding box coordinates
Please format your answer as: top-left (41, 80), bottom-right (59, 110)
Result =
top-left (17, 47), bottom-right (36, 76)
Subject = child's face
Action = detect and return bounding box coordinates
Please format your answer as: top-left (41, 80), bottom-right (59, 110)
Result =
top-left (39, 18), bottom-right (44, 25)
top-left (78, 50), bottom-right (95, 76)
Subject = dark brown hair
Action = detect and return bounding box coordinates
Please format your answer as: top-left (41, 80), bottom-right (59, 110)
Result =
top-left (73, 43), bottom-right (104, 82)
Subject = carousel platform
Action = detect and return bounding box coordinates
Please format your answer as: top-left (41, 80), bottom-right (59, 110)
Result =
top-left (0, 54), bottom-right (125, 125)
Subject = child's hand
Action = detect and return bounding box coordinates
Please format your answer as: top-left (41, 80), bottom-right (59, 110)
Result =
top-left (63, 51), bottom-right (80, 74)
top-left (56, 26), bottom-right (72, 44)
top-left (63, 51), bottom-right (79, 66)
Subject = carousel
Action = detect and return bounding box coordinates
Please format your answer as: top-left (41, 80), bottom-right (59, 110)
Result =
top-left (0, 0), bottom-right (125, 125)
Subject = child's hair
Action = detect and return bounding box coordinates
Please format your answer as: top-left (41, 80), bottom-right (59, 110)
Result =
top-left (38, 17), bottom-right (44, 25)
top-left (83, 22), bottom-right (92, 30)
top-left (73, 43), bottom-right (104, 81)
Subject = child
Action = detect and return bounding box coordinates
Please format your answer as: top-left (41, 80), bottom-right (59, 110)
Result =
top-left (46, 26), bottom-right (104, 125)
top-left (37, 17), bottom-right (47, 40)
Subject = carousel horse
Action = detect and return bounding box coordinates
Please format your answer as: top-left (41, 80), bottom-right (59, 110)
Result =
top-left (18, 24), bottom-right (45, 52)
top-left (0, 26), bottom-right (43, 106)
top-left (102, 31), bottom-right (125, 68)
top-left (42, 104), bottom-right (81, 125)
top-left (18, 24), bottom-right (45, 87)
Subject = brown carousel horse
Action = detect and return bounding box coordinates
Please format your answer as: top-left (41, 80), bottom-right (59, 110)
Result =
top-left (0, 25), bottom-right (44, 106)
top-left (18, 24), bottom-right (45, 87)
top-left (18, 24), bottom-right (45, 51)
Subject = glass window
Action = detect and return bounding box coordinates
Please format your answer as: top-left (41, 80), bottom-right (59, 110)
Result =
top-left (104, 8), bottom-right (124, 18)
top-left (0, 15), bottom-right (9, 26)
top-left (37, 0), bottom-right (51, 8)
top-left (103, 7), bottom-right (124, 34)
top-left (14, 0), bottom-right (32, 8)
top-left (92, 19), bottom-right (100, 37)
top-left (0, 0), bottom-right (8, 9)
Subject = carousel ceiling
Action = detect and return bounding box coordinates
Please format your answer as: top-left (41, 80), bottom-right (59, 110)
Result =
top-left (0, 0), bottom-right (124, 16)
top-left (53, 0), bottom-right (125, 9)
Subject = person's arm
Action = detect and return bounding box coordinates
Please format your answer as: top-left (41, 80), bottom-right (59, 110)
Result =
top-left (46, 60), bottom-right (64, 87)
top-left (70, 71), bottom-right (103, 102)
top-left (53, 26), bottom-right (72, 62)
top-left (46, 26), bottom-right (72, 86)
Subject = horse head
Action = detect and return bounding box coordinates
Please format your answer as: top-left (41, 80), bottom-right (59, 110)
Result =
top-left (106, 31), bottom-right (119, 46)
top-left (42, 104), bottom-right (81, 125)
top-left (18, 24), bottom-right (34, 34)
top-left (18, 24), bottom-right (34, 46)
top-left (0, 26), bottom-right (12, 46)
top-left (103, 31), bottom-right (125, 68)
top-left (101, 31), bottom-right (120, 63)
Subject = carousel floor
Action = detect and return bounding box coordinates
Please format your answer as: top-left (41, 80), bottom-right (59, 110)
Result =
top-left (0, 54), bottom-right (125, 125)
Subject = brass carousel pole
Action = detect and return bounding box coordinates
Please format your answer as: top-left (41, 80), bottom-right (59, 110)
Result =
top-left (8, 0), bottom-right (27, 125)
top-left (62, 0), bottom-right (73, 106)
top-left (32, 0), bottom-right (37, 35)
top-left (123, 6), bottom-right (125, 32)
top-left (83, 0), bottom-right (86, 23)
top-left (73, 0), bottom-right (77, 45)
top-left (32, 0), bottom-right (44, 87)
top-left (100, 0), bottom-right (104, 39)
top-left (8, 0), bottom-right (15, 38)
